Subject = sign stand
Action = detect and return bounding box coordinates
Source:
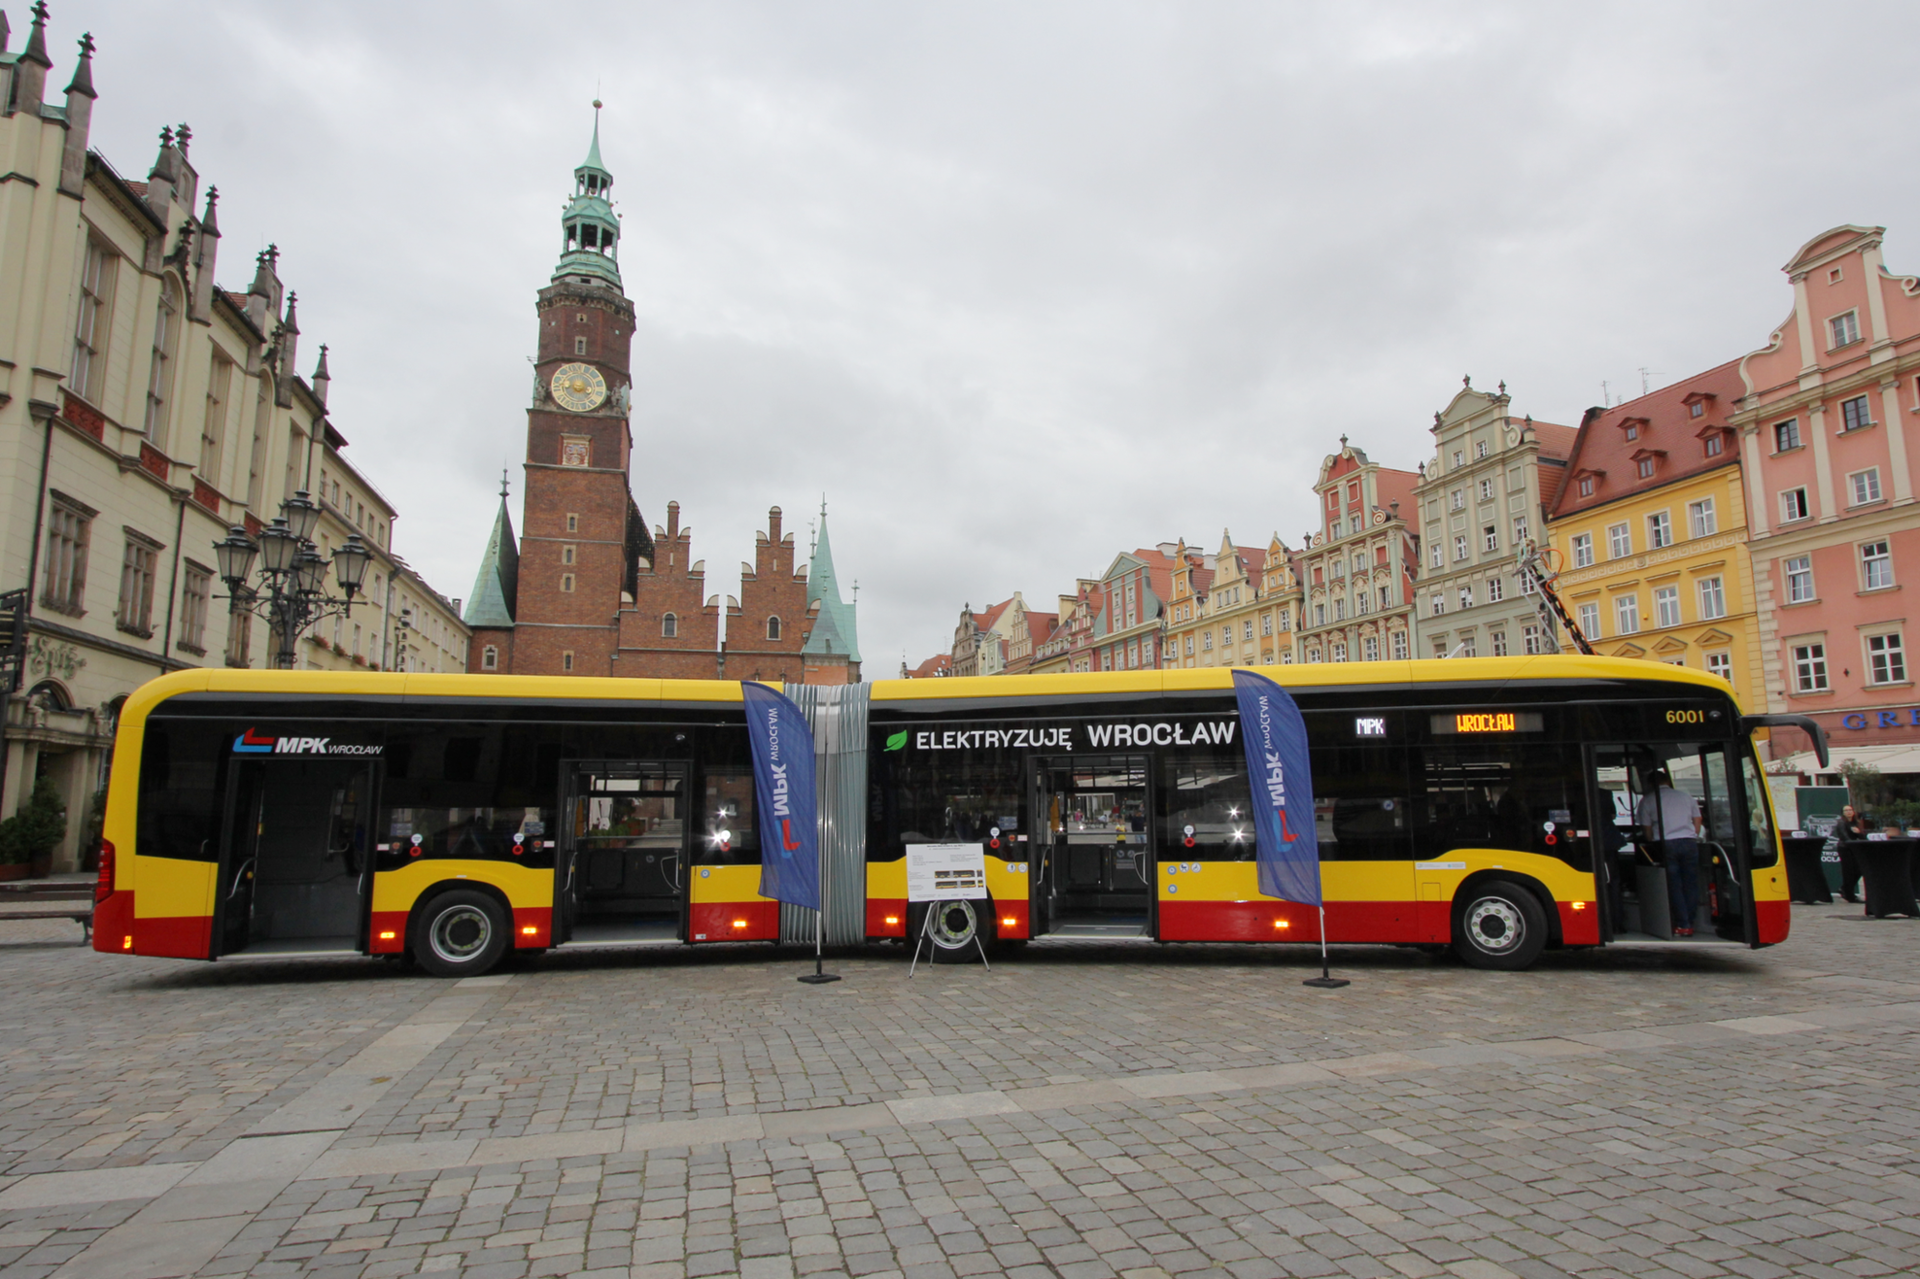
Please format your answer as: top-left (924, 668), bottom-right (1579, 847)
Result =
top-left (903, 842), bottom-right (992, 977)
top-left (908, 902), bottom-right (991, 976)
top-left (1301, 905), bottom-right (1348, 988)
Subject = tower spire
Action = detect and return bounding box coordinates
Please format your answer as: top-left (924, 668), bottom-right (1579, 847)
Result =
top-left (553, 99), bottom-right (622, 288)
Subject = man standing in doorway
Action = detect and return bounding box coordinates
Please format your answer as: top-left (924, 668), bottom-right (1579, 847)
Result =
top-left (1637, 768), bottom-right (1704, 936)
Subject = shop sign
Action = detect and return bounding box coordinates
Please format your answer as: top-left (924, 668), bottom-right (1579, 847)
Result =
top-left (1838, 707), bottom-right (1920, 731)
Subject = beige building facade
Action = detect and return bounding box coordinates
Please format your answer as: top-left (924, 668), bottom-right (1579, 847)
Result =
top-left (0, 11), bottom-right (464, 869)
top-left (1410, 383), bottom-right (1576, 659)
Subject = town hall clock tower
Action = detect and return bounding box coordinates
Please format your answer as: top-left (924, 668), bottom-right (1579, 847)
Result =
top-left (478, 105), bottom-right (653, 677)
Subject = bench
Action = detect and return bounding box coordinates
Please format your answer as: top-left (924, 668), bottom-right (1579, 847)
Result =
top-left (0, 882), bottom-right (94, 942)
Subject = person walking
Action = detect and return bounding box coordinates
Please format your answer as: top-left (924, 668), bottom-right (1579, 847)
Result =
top-left (1837, 804), bottom-right (1869, 903)
top-left (1637, 768), bottom-right (1703, 936)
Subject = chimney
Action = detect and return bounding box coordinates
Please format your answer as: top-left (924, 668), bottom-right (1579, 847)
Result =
top-left (12, 2), bottom-right (51, 110)
top-left (275, 291), bottom-right (300, 407)
top-left (767, 505), bottom-right (782, 545)
top-left (57, 31), bottom-right (96, 198)
top-left (665, 500), bottom-right (680, 543)
top-left (190, 186), bottom-right (220, 320)
top-left (311, 344), bottom-right (330, 408)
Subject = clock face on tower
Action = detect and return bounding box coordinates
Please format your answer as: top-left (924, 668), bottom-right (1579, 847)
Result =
top-left (549, 362), bottom-right (608, 412)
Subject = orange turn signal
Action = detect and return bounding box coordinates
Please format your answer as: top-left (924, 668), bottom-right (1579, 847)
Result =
top-left (1570, 901), bottom-right (1587, 911)
top-left (122, 935), bottom-right (133, 950)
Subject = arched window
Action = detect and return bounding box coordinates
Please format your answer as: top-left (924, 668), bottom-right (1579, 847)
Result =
top-left (481, 645), bottom-right (498, 671)
top-left (662, 613), bottom-right (677, 638)
top-left (767, 616), bottom-right (782, 641)
top-left (143, 276), bottom-right (181, 441)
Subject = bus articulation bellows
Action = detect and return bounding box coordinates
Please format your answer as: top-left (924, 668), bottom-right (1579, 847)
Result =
top-left (93, 658), bottom-right (1805, 975)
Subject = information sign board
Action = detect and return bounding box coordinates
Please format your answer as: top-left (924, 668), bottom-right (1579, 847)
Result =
top-left (905, 843), bottom-right (987, 903)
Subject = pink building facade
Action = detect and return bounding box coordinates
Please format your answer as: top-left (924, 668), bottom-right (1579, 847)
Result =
top-left (1736, 226), bottom-right (1920, 774)
top-left (1295, 438), bottom-right (1419, 664)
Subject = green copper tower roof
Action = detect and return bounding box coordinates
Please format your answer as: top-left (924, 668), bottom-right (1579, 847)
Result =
top-left (464, 479), bottom-right (520, 628)
top-left (802, 504), bottom-right (861, 663)
top-left (553, 101), bottom-right (623, 289)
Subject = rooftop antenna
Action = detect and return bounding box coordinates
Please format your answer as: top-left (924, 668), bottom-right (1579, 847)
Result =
top-left (1600, 379), bottom-right (1612, 407)
top-left (1639, 367), bottom-right (1659, 396)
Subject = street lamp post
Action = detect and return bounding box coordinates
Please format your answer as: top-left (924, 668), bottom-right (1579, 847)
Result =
top-left (215, 491), bottom-right (373, 669)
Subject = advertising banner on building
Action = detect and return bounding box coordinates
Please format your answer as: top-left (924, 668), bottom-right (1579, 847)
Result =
top-left (743, 681), bottom-right (819, 912)
top-left (1231, 669), bottom-right (1322, 906)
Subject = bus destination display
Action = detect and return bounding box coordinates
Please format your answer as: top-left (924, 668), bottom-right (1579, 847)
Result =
top-left (1431, 710), bottom-right (1545, 734)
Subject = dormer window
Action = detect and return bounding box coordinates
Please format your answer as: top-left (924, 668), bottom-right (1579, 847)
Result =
top-left (1690, 403), bottom-right (1704, 418)
top-left (1618, 416), bottom-right (1649, 443)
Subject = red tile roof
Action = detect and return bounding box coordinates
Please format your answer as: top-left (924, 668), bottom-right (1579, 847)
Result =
top-left (906, 654), bottom-right (951, 678)
top-left (1548, 360), bottom-right (1744, 521)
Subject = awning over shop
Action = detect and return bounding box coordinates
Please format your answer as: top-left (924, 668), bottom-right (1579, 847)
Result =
top-left (1776, 742), bottom-right (1920, 777)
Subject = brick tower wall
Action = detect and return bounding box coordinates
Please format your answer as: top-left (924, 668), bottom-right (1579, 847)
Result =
top-left (467, 627), bottom-right (515, 675)
top-left (513, 279), bottom-right (641, 676)
top-left (724, 507), bottom-right (813, 684)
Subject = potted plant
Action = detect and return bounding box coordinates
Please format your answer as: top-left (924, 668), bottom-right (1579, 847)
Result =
top-left (0, 777), bottom-right (68, 880)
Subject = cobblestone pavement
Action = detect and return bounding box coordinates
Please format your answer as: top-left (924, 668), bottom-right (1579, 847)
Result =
top-left (1, 905), bottom-right (1917, 1278)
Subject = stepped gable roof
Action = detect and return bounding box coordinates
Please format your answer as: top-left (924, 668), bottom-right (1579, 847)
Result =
top-left (1548, 359), bottom-right (1744, 522)
top-left (463, 488), bottom-right (519, 627)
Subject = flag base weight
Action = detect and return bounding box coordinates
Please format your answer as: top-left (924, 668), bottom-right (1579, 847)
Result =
top-left (1302, 976), bottom-right (1350, 989)
top-left (797, 972), bottom-right (842, 984)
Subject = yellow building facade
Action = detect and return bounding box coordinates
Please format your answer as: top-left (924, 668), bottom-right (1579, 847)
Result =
top-left (1545, 363), bottom-right (1764, 699)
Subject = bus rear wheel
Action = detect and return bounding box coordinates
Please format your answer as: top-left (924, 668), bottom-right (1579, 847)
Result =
top-left (412, 889), bottom-right (509, 978)
top-left (1452, 883), bottom-right (1546, 971)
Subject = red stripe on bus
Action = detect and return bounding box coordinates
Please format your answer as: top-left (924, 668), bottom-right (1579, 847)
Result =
top-left (866, 897), bottom-right (907, 938)
top-left (93, 891), bottom-right (135, 954)
top-left (1557, 900), bottom-right (1601, 945)
top-left (995, 899), bottom-right (1030, 940)
top-left (1755, 898), bottom-right (1789, 945)
top-left (689, 900), bottom-right (777, 942)
top-left (133, 914), bottom-right (212, 959)
top-left (512, 906), bottom-right (552, 948)
top-left (1157, 899), bottom-right (1412, 943)
top-left (370, 911), bottom-right (409, 953)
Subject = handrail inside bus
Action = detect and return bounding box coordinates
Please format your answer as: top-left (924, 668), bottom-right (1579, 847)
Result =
top-left (1741, 714), bottom-right (1829, 769)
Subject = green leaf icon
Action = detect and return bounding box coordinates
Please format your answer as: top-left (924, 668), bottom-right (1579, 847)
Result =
top-left (884, 730), bottom-right (910, 752)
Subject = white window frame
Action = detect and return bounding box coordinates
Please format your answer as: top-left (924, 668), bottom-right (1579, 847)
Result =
top-left (1841, 394), bottom-right (1873, 432)
top-left (1607, 523), bottom-right (1631, 559)
top-left (1688, 498), bottom-right (1716, 538)
top-left (1848, 468), bottom-right (1882, 507)
top-left (1647, 511), bottom-right (1673, 550)
top-left (1697, 575), bottom-right (1727, 620)
top-left (1705, 651), bottom-right (1731, 683)
top-left (1861, 539), bottom-right (1894, 590)
top-left (1487, 576), bottom-right (1504, 603)
top-left (1577, 602), bottom-right (1600, 639)
top-left (1785, 555), bottom-right (1814, 604)
top-left (1779, 488), bottom-right (1809, 523)
top-left (1774, 419), bottom-right (1801, 452)
top-left (1792, 642), bottom-right (1829, 693)
top-left (1571, 533), bottom-right (1593, 568)
top-left (1830, 310), bottom-right (1861, 349)
top-left (1391, 630), bottom-right (1408, 660)
top-left (1614, 593), bottom-right (1639, 635)
top-left (1653, 585), bottom-right (1681, 628)
top-left (1866, 631), bottom-right (1908, 686)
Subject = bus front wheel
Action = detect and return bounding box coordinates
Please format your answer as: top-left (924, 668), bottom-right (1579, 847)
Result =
top-left (1452, 883), bottom-right (1546, 971)
top-left (412, 890), bottom-right (509, 978)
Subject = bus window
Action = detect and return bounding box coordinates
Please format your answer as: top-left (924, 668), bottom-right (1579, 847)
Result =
top-left (698, 767), bottom-right (759, 865)
top-left (1163, 757), bottom-right (1253, 861)
top-left (1313, 746), bottom-right (1412, 861)
top-left (1416, 744), bottom-right (1587, 868)
top-left (1740, 749), bottom-right (1779, 869)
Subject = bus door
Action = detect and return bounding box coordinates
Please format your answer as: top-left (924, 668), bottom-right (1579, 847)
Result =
top-left (1588, 742), bottom-right (1755, 943)
top-left (217, 758), bottom-right (376, 956)
top-left (556, 762), bottom-right (690, 946)
top-left (1032, 755), bottom-right (1153, 938)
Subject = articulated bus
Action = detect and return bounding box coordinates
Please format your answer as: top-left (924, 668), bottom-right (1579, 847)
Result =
top-left (93, 658), bottom-right (1823, 977)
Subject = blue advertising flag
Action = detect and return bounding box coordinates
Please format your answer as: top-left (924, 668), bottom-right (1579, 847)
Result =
top-left (742, 681), bottom-right (820, 912)
top-left (1231, 669), bottom-right (1322, 907)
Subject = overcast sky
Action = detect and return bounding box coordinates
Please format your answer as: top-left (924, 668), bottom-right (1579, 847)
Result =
top-left (52, 0), bottom-right (1920, 671)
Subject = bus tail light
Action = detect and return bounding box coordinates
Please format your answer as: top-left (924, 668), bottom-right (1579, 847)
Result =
top-left (884, 916), bottom-right (899, 926)
top-left (1570, 901), bottom-right (1587, 911)
top-left (732, 918), bottom-right (748, 929)
top-left (1274, 920), bottom-right (1290, 929)
top-left (378, 930), bottom-right (398, 941)
top-left (95, 839), bottom-right (115, 903)
top-left (521, 925), bottom-right (538, 935)
top-left (122, 935), bottom-right (132, 950)
top-left (1001, 916), bottom-right (1016, 928)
